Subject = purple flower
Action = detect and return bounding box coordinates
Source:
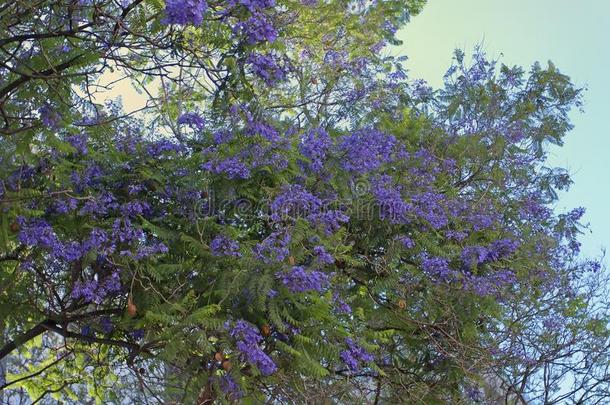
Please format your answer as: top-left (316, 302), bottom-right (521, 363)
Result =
top-left (313, 245), bottom-right (334, 265)
top-left (333, 292), bottom-right (352, 314)
top-left (229, 320), bottom-right (277, 376)
top-left (177, 112), bottom-right (205, 130)
top-left (146, 139), bottom-right (185, 157)
top-left (246, 52), bottom-right (287, 85)
top-left (371, 176), bottom-right (412, 224)
top-left (100, 317), bottom-right (113, 334)
top-left (254, 230), bottom-right (291, 263)
top-left (270, 184), bottom-right (322, 222)
top-left (396, 236), bottom-right (415, 249)
top-left (210, 235), bottom-right (241, 257)
top-left (71, 271), bottom-right (122, 304)
top-left (421, 255), bottom-right (456, 282)
top-left (276, 266), bottom-right (330, 293)
top-left (217, 374), bottom-right (244, 400)
top-left (245, 120), bottom-right (281, 143)
top-left (299, 127), bottom-right (331, 173)
top-left (307, 209), bottom-right (349, 235)
top-left (202, 157), bottom-right (251, 179)
top-left (238, 0), bottom-right (275, 12)
top-left (163, 0), bottom-right (208, 26)
top-left (233, 13), bottom-right (278, 44)
top-left (39, 105), bottom-right (61, 129)
top-left (66, 134), bottom-right (88, 155)
top-left (340, 338), bottom-right (373, 371)
top-left (338, 128), bottom-right (396, 174)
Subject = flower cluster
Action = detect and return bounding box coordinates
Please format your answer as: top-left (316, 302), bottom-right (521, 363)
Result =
top-left (313, 245), bottom-right (334, 265)
top-left (246, 52), bottom-right (287, 86)
top-left (340, 338), bottom-right (374, 371)
top-left (202, 157), bottom-right (251, 179)
top-left (270, 184), bottom-right (322, 222)
top-left (163, 0), bottom-right (208, 26)
top-left (276, 266), bottom-right (330, 293)
top-left (71, 271), bottom-right (122, 304)
top-left (299, 127), bottom-right (331, 173)
top-left (253, 230), bottom-right (291, 263)
top-left (461, 238), bottom-right (520, 269)
top-left (228, 320), bottom-right (277, 375)
top-left (338, 128), bottom-right (396, 174)
top-left (177, 112), bottom-right (205, 130)
top-left (210, 235), bottom-right (241, 257)
top-left (233, 14), bottom-right (278, 44)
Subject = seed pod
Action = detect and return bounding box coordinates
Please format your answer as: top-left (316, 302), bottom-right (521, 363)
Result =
top-left (288, 256), bottom-right (296, 266)
top-left (398, 299), bottom-right (407, 310)
top-left (214, 352), bottom-right (224, 362)
top-left (261, 324), bottom-right (271, 337)
top-left (9, 222), bottom-right (19, 233)
top-left (222, 359), bottom-right (232, 371)
top-left (127, 295), bottom-right (137, 318)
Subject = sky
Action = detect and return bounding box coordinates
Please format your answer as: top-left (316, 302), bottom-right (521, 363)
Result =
top-left (397, 0), bottom-right (610, 258)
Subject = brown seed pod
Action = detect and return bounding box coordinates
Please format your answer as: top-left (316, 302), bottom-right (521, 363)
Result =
top-left (222, 359), bottom-right (232, 371)
top-left (9, 222), bottom-right (19, 233)
top-left (398, 299), bottom-right (407, 310)
top-left (260, 324), bottom-right (271, 337)
top-left (288, 256), bottom-right (296, 266)
top-left (127, 295), bottom-right (137, 318)
top-left (214, 352), bottom-right (224, 362)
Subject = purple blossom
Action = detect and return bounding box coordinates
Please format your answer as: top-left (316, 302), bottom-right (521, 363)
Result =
top-left (333, 292), bottom-right (352, 314)
top-left (396, 236), bottom-right (415, 249)
top-left (299, 127), bottom-right (331, 173)
top-left (100, 317), bottom-right (113, 334)
top-left (238, 0), bottom-right (275, 12)
top-left (246, 52), bottom-right (287, 85)
top-left (370, 175), bottom-right (412, 224)
top-left (202, 157), bottom-right (251, 179)
top-left (234, 13), bottom-right (278, 44)
top-left (253, 230), bottom-right (290, 263)
top-left (421, 255), bottom-right (456, 282)
top-left (177, 112), bottom-right (205, 130)
top-left (307, 209), bottom-right (349, 235)
top-left (210, 235), bottom-right (241, 257)
top-left (340, 338), bottom-right (374, 371)
top-left (163, 0), bottom-right (208, 26)
top-left (120, 200), bottom-right (151, 218)
top-left (276, 266), bottom-right (330, 293)
top-left (270, 184), bottom-right (322, 222)
top-left (217, 374), bottom-right (243, 400)
top-left (71, 271), bottom-right (122, 304)
top-left (245, 120), bottom-right (281, 143)
top-left (229, 320), bottom-right (277, 376)
top-left (66, 134), bottom-right (88, 155)
top-left (313, 245), bottom-right (334, 265)
top-left (39, 105), bottom-right (61, 129)
top-left (146, 139), bottom-right (186, 157)
top-left (338, 128), bottom-right (396, 174)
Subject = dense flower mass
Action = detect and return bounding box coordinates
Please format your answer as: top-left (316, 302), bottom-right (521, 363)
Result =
top-left (163, 0), bottom-right (208, 26)
top-left (210, 235), bottom-right (241, 257)
top-left (246, 52), bottom-right (287, 85)
top-left (338, 128), bottom-right (396, 173)
top-left (229, 320), bottom-right (277, 375)
top-left (340, 338), bottom-right (374, 371)
top-left (299, 127), bottom-right (331, 173)
top-left (276, 266), bottom-right (330, 293)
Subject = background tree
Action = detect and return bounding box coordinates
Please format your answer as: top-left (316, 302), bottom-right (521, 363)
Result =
top-left (0, 0), bottom-right (608, 404)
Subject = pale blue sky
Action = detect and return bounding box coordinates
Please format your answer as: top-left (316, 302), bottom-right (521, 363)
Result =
top-left (398, 0), bottom-right (610, 258)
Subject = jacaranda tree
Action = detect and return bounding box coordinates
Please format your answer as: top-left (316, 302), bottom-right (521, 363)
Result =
top-left (1, 0), bottom-right (608, 403)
